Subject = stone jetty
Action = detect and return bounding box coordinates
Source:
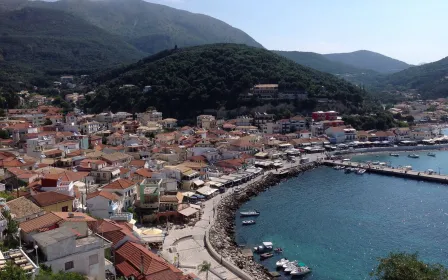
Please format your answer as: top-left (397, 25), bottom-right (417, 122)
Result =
top-left (209, 162), bottom-right (320, 279)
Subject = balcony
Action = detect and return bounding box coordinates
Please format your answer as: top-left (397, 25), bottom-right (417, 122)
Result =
top-left (109, 212), bottom-right (133, 222)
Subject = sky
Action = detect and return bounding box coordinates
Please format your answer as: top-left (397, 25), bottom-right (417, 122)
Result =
top-left (145, 0), bottom-right (448, 65)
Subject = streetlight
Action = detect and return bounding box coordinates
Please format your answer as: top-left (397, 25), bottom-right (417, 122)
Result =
top-left (17, 227), bottom-right (21, 248)
top-left (34, 245), bottom-right (39, 266)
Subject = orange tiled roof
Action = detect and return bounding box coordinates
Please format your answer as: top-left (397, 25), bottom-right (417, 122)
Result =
top-left (86, 190), bottom-right (119, 201)
top-left (31, 191), bottom-right (74, 207)
top-left (102, 179), bottom-right (135, 190)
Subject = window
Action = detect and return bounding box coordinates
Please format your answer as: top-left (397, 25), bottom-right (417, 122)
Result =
top-left (65, 261), bottom-right (74, 271)
top-left (61, 206), bottom-right (69, 212)
top-left (89, 254), bottom-right (98, 265)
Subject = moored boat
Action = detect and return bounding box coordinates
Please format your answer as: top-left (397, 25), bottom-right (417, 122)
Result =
top-left (242, 220), bottom-right (256, 225)
top-left (428, 152), bottom-right (436, 157)
top-left (291, 264), bottom-right (312, 276)
top-left (254, 242), bottom-right (273, 253)
top-left (260, 252), bottom-right (274, 259)
top-left (240, 210), bottom-right (260, 217)
top-left (357, 169), bottom-right (366, 174)
top-left (390, 153), bottom-right (399, 157)
top-left (408, 153), bottom-right (419, 158)
top-left (275, 258), bottom-right (289, 267)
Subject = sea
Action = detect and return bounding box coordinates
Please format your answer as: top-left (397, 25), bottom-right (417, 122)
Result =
top-left (235, 152), bottom-right (448, 279)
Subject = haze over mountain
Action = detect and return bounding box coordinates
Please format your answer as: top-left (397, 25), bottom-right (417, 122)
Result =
top-left (324, 50), bottom-right (412, 74)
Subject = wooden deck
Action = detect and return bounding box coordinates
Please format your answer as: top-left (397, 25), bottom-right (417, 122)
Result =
top-left (323, 160), bottom-right (448, 184)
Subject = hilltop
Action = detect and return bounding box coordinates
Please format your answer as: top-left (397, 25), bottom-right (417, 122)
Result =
top-left (381, 56), bottom-right (448, 98)
top-left (324, 50), bottom-right (412, 73)
top-left (28, 0), bottom-right (264, 54)
top-left (85, 44), bottom-right (377, 120)
top-left (0, 7), bottom-right (145, 74)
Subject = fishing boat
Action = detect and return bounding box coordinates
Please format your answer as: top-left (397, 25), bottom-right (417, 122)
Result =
top-left (260, 253), bottom-right (274, 259)
top-left (240, 210), bottom-right (260, 217)
top-left (275, 258), bottom-right (289, 267)
top-left (408, 153), bottom-right (419, 158)
top-left (390, 153), bottom-right (399, 157)
top-left (242, 220), bottom-right (256, 225)
top-left (254, 242), bottom-right (273, 253)
top-left (290, 264), bottom-right (312, 276)
top-left (372, 161), bottom-right (380, 165)
top-left (427, 152), bottom-right (436, 157)
top-left (357, 169), bottom-right (366, 175)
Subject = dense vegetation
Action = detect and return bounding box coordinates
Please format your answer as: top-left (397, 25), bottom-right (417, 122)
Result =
top-left (0, 7), bottom-right (145, 73)
top-left (85, 44), bottom-right (379, 120)
top-left (274, 50), bottom-right (374, 75)
top-left (28, 0), bottom-right (263, 54)
top-left (342, 112), bottom-right (397, 131)
top-left (371, 252), bottom-right (448, 280)
top-left (379, 56), bottom-right (448, 98)
top-left (324, 50), bottom-right (411, 73)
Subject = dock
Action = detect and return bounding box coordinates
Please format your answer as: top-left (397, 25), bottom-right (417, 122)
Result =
top-left (323, 160), bottom-right (448, 185)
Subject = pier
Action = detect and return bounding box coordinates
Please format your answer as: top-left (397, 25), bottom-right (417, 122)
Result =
top-left (323, 160), bottom-right (448, 185)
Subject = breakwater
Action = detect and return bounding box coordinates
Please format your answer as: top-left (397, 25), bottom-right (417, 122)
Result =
top-left (323, 160), bottom-right (448, 184)
top-left (208, 162), bottom-right (320, 280)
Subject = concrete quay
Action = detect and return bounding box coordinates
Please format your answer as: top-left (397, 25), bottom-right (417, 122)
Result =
top-left (323, 160), bottom-right (448, 184)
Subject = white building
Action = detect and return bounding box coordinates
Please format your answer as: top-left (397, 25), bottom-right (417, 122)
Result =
top-left (26, 135), bottom-right (56, 159)
top-left (101, 179), bottom-right (137, 210)
top-left (136, 110), bottom-right (163, 125)
top-left (235, 116), bottom-right (254, 127)
top-left (80, 121), bottom-right (101, 135)
top-left (260, 122), bottom-right (281, 134)
top-left (197, 115), bottom-right (217, 130)
top-left (86, 190), bottom-right (123, 219)
top-left (32, 227), bottom-right (111, 280)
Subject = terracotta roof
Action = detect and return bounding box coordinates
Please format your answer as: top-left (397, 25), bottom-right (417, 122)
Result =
top-left (31, 191), bottom-right (74, 207)
top-left (129, 160), bottom-right (146, 168)
top-left (52, 211), bottom-right (96, 222)
top-left (19, 212), bottom-right (62, 233)
top-left (102, 179), bottom-right (135, 190)
top-left (115, 241), bottom-right (184, 279)
top-left (6, 197), bottom-right (44, 220)
top-left (89, 219), bottom-right (138, 246)
top-left (134, 168), bottom-right (152, 178)
top-left (87, 190), bottom-right (119, 201)
top-left (44, 170), bottom-right (89, 182)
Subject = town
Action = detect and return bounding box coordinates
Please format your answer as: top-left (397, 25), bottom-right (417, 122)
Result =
top-left (0, 81), bottom-right (447, 280)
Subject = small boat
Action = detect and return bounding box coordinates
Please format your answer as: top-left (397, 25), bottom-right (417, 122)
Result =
top-left (333, 165), bottom-right (341, 170)
top-left (242, 220), bottom-right (256, 225)
top-left (291, 265), bottom-right (312, 276)
top-left (408, 153), bottom-right (419, 158)
top-left (372, 161), bottom-right (380, 165)
top-left (283, 260), bottom-right (298, 269)
top-left (274, 247), bottom-right (283, 253)
top-left (260, 253), bottom-right (274, 259)
top-left (254, 242), bottom-right (273, 253)
top-left (427, 152), bottom-right (436, 157)
top-left (240, 210), bottom-right (260, 217)
top-left (357, 169), bottom-right (366, 175)
top-left (284, 263), bottom-right (298, 273)
top-left (276, 258), bottom-right (289, 267)
top-left (390, 153), bottom-right (399, 157)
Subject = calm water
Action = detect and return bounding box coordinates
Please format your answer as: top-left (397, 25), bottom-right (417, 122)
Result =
top-left (235, 165), bottom-right (448, 279)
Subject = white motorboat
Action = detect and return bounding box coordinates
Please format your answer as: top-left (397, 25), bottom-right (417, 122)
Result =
top-left (242, 220), bottom-right (256, 225)
top-left (282, 260), bottom-right (298, 269)
top-left (240, 210), bottom-right (260, 217)
top-left (291, 266), bottom-right (312, 276)
top-left (357, 169), bottom-right (366, 174)
top-left (390, 153), bottom-right (399, 157)
top-left (428, 152), bottom-right (436, 157)
top-left (275, 258), bottom-right (289, 267)
top-left (408, 153), bottom-right (419, 158)
top-left (254, 242), bottom-right (273, 253)
top-left (284, 263), bottom-right (298, 273)
top-left (372, 161), bottom-right (380, 165)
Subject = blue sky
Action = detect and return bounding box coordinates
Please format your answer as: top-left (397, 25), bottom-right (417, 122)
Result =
top-left (146, 0), bottom-right (447, 64)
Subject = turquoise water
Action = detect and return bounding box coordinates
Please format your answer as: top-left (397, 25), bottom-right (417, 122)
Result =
top-left (235, 164), bottom-right (448, 279)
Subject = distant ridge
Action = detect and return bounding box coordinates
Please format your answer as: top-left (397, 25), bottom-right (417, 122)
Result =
top-left (324, 50), bottom-right (412, 73)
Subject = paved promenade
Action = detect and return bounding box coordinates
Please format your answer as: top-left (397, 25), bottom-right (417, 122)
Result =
top-left (161, 153), bottom-right (323, 279)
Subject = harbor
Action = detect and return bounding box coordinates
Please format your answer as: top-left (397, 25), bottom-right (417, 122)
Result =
top-left (323, 158), bottom-right (448, 184)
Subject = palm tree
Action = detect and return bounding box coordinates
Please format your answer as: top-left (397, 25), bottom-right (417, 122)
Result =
top-left (197, 261), bottom-right (211, 280)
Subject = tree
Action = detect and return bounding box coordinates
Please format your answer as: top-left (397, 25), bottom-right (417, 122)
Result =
top-left (0, 261), bottom-right (28, 280)
top-left (1, 209), bottom-right (19, 250)
top-left (0, 129), bottom-right (9, 139)
top-left (198, 261), bottom-right (211, 280)
top-left (370, 252), bottom-right (448, 280)
top-left (43, 119), bottom-right (53, 126)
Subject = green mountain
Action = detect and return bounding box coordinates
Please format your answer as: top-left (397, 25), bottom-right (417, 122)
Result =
top-left (324, 50), bottom-right (411, 73)
top-left (274, 50), bottom-right (373, 75)
top-left (0, 7), bottom-right (145, 73)
top-left (381, 56), bottom-right (448, 98)
top-left (29, 0), bottom-right (264, 54)
top-left (86, 44), bottom-right (376, 120)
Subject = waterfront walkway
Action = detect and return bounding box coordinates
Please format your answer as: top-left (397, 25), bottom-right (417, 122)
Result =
top-left (324, 160), bottom-right (448, 184)
top-left (162, 154), bottom-right (323, 279)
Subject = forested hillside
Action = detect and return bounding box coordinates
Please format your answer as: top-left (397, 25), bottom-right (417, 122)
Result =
top-left (85, 44), bottom-right (378, 120)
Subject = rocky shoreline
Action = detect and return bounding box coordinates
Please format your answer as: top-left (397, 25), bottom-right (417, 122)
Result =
top-left (209, 162), bottom-right (321, 279)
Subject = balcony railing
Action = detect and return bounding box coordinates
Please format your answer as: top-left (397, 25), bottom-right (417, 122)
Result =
top-left (109, 212), bottom-right (133, 222)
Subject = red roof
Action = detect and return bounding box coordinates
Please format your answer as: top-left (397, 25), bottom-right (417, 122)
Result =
top-left (115, 242), bottom-right (184, 280)
top-left (102, 179), bottom-right (135, 190)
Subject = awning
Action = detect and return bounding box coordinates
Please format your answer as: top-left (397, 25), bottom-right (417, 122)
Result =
top-left (111, 169), bottom-right (120, 176)
top-left (193, 179), bottom-right (204, 186)
top-left (179, 207), bottom-right (199, 217)
top-left (254, 152), bottom-right (268, 158)
top-left (196, 185), bottom-right (219, 196)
